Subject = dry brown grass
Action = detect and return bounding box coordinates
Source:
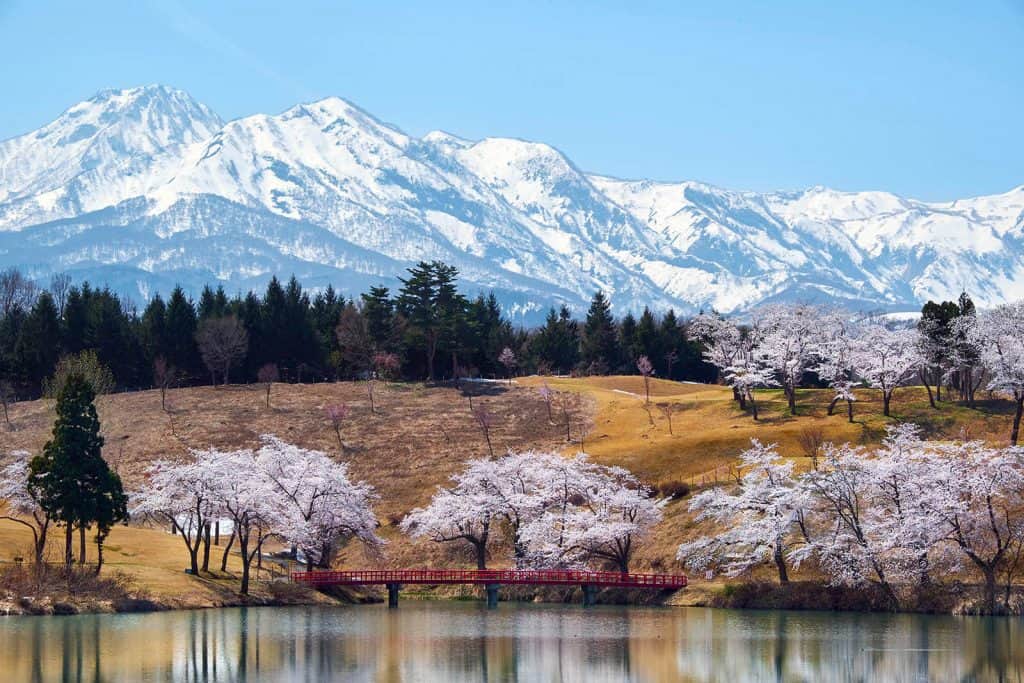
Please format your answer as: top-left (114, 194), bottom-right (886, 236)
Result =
top-left (0, 380), bottom-right (571, 602)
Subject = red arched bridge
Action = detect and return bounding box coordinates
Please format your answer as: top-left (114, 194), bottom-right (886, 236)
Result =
top-left (290, 569), bottom-right (688, 608)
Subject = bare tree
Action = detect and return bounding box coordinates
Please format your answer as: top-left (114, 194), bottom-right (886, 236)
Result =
top-left (0, 380), bottom-right (13, 430)
top-left (48, 272), bottom-right (72, 315)
top-left (195, 315), bottom-right (249, 386)
top-left (657, 402), bottom-right (680, 435)
top-left (335, 304), bottom-right (373, 376)
top-left (637, 355), bottom-right (654, 404)
top-left (473, 405), bottom-right (496, 457)
top-left (258, 363), bottom-right (279, 408)
top-left (796, 426), bottom-right (826, 470)
top-left (0, 267), bottom-right (37, 316)
top-left (538, 382), bottom-right (555, 423)
top-left (153, 356), bottom-right (176, 411)
top-left (325, 403), bottom-right (350, 451)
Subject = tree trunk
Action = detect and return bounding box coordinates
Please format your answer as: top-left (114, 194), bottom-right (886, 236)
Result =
top-left (79, 525), bottom-right (87, 564)
top-left (188, 543), bottom-right (200, 576)
top-left (982, 565), bottom-right (998, 615)
top-left (474, 540), bottom-right (487, 570)
top-left (847, 398), bottom-right (854, 423)
top-left (1011, 394), bottom-right (1024, 446)
top-left (64, 525), bottom-right (74, 568)
top-left (787, 386), bottom-right (796, 415)
top-left (750, 395), bottom-right (759, 421)
top-left (34, 519), bottom-right (48, 565)
top-left (921, 369), bottom-right (936, 409)
top-left (95, 537), bottom-right (105, 575)
top-left (220, 529), bottom-right (236, 572)
top-left (201, 523), bottom-right (212, 573)
top-left (883, 391), bottom-right (892, 417)
top-left (426, 337), bottom-right (437, 381)
top-left (774, 544), bottom-right (789, 583)
top-left (827, 395), bottom-right (840, 416)
top-left (239, 534), bottom-right (251, 595)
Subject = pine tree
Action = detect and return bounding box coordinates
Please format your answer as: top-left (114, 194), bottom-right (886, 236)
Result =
top-left (580, 291), bottom-right (619, 374)
top-left (140, 295), bottom-right (169, 366)
top-left (360, 286), bottom-right (391, 345)
top-left (15, 291), bottom-right (61, 389)
top-left (28, 374), bottom-right (108, 567)
top-left (398, 262), bottom-right (467, 380)
top-left (165, 287), bottom-right (200, 379)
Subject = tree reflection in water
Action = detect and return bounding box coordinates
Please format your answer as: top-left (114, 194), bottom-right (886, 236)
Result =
top-left (0, 603), bottom-right (1021, 682)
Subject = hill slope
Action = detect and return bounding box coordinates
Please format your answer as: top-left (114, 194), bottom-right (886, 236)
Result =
top-left (1, 376), bottom-right (1012, 608)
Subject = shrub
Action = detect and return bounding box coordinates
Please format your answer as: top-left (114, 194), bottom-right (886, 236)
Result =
top-left (657, 480), bottom-right (691, 499)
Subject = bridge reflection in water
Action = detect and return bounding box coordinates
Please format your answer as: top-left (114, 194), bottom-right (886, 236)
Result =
top-left (290, 569), bottom-right (689, 608)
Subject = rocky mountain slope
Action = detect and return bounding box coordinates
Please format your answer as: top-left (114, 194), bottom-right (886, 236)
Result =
top-left (2, 85), bottom-right (1021, 320)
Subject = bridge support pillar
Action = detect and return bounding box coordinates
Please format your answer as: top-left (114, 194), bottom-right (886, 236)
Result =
top-left (485, 583), bottom-right (500, 609)
top-left (386, 583), bottom-right (401, 608)
top-left (582, 584), bottom-right (597, 607)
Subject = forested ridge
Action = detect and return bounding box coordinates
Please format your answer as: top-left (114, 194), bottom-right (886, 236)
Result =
top-left (0, 262), bottom-right (714, 401)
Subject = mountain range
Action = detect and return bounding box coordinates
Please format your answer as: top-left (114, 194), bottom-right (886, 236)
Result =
top-left (2, 85), bottom-right (1022, 322)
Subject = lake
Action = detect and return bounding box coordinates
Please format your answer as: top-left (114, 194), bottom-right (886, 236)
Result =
top-left (1, 602), bottom-right (1021, 682)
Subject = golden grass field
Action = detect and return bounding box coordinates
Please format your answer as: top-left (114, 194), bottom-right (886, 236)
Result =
top-left (1, 376), bottom-right (1017, 607)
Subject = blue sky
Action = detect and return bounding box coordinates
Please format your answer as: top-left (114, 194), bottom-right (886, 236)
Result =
top-left (1, 0), bottom-right (1022, 200)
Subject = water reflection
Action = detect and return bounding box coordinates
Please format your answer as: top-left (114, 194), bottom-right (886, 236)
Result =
top-left (0, 603), bottom-right (1021, 682)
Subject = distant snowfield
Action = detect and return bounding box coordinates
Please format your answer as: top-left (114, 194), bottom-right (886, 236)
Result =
top-left (1, 85), bottom-right (1021, 321)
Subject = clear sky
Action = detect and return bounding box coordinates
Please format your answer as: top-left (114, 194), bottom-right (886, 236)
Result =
top-left (1, 0), bottom-right (1022, 200)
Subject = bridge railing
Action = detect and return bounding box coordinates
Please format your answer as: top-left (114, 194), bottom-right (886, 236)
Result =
top-left (290, 568), bottom-right (687, 589)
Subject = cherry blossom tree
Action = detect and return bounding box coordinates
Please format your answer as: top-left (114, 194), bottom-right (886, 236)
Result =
top-left (970, 302), bottom-right (1024, 444)
top-left (402, 464), bottom-right (499, 569)
top-left (131, 455), bottom-right (223, 575)
top-left (0, 451), bottom-right (52, 564)
top-left (814, 315), bottom-right (860, 422)
top-left (257, 436), bottom-right (381, 571)
top-left (917, 439), bottom-right (1024, 614)
top-left (206, 448), bottom-right (277, 594)
top-left (520, 459), bottom-right (662, 573)
top-left (724, 354), bottom-right (777, 421)
top-left (498, 347), bottom-right (517, 384)
top-left (792, 431), bottom-right (943, 608)
top-left (752, 305), bottom-right (823, 415)
top-left (678, 441), bottom-right (809, 583)
top-left (687, 314), bottom-right (746, 405)
top-left (852, 323), bottom-right (921, 417)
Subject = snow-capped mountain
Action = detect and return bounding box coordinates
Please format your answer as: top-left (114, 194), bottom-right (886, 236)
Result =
top-left (1, 85), bottom-right (1022, 321)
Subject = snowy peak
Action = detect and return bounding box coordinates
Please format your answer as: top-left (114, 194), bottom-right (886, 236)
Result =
top-left (0, 86), bottom-right (1022, 320)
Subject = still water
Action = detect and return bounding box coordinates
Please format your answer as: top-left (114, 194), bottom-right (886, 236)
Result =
top-left (0, 602), bottom-right (1021, 682)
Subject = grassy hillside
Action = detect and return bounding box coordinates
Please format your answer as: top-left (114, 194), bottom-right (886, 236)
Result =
top-left (0, 376), bottom-right (1015, 609)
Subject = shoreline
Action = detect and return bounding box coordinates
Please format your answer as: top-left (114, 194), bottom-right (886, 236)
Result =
top-left (3, 579), bottom-right (1020, 618)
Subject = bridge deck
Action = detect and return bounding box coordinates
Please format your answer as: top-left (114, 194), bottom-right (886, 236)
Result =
top-left (290, 569), bottom-right (687, 589)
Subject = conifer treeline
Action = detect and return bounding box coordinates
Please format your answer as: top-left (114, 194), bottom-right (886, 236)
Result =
top-left (0, 262), bottom-right (714, 398)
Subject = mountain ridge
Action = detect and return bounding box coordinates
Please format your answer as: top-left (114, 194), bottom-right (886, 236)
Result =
top-left (1, 85), bottom-right (1021, 322)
